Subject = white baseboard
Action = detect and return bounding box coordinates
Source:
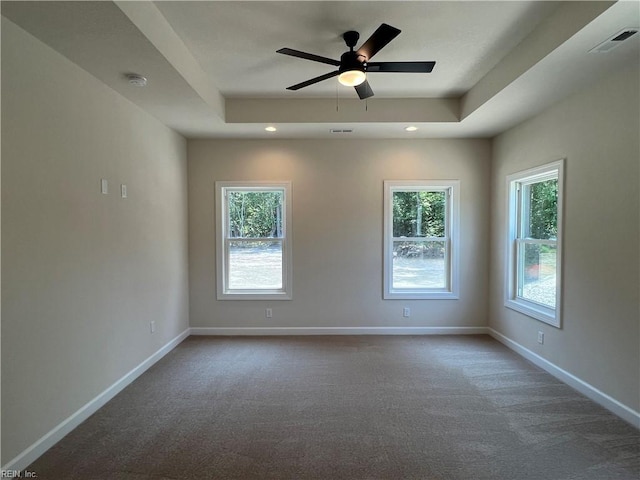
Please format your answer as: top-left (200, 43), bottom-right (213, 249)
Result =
top-left (3, 328), bottom-right (191, 473)
top-left (488, 327), bottom-right (640, 428)
top-left (189, 326), bottom-right (490, 336)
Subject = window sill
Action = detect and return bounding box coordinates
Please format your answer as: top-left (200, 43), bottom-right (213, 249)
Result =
top-left (505, 299), bottom-right (560, 328)
top-left (385, 291), bottom-right (458, 300)
top-left (217, 291), bottom-right (292, 301)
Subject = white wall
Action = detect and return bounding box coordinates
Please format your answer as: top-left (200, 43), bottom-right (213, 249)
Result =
top-left (489, 66), bottom-right (640, 412)
top-left (188, 138), bottom-right (491, 330)
top-left (1, 19), bottom-right (189, 464)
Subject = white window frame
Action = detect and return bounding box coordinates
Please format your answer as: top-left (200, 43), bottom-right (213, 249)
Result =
top-left (383, 180), bottom-right (460, 300)
top-left (505, 160), bottom-right (564, 327)
top-left (216, 181), bottom-right (292, 300)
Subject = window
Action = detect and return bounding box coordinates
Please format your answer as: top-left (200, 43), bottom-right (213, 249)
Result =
top-left (505, 160), bottom-right (564, 327)
top-left (383, 180), bottom-right (459, 299)
top-left (216, 181), bottom-right (292, 300)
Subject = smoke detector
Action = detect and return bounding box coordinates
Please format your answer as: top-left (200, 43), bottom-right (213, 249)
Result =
top-left (126, 73), bottom-right (148, 87)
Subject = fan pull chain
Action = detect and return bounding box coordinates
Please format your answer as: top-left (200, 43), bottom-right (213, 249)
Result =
top-left (365, 98), bottom-right (368, 112)
top-left (336, 83), bottom-right (339, 112)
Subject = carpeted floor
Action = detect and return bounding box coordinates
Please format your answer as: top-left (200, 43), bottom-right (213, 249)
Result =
top-left (27, 335), bottom-right (639, 479)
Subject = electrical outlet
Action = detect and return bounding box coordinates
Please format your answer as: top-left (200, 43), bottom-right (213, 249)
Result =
top-left (403, 307), bottom-right (410, 318)
top-left (265, 308), bottom-right (273, 318)
top-left (150, 321), bottom-right (156, 334)
top-left (537, 331), bottom-right (544, 344)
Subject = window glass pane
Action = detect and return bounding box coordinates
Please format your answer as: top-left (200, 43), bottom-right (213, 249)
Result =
top-left (517, 243), bottom-right (557, 308)
top-left (393, 191), bottom-right (445, 238)
top-left (392, 240), bottom-right (446, 289)
top-left (228, 241), bottom-right (282, 289)
top-left (524, 179), bottom-right (557, 240)
top-left (228, 191), bottom-right (283, 238)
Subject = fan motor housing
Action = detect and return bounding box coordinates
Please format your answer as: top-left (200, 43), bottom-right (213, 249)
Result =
top-left (339, 51), bottom-right (365, 73)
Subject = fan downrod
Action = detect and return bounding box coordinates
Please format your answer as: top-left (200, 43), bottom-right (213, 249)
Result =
top-left (343, 31), bottom-right (360, 50)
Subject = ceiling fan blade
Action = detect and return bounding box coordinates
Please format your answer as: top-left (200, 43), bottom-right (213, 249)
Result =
top-left (277, 48), bottom-right (340, 66)
top-left (354, 80), bottom-right (374, 99)
top-left (356, 23), bottom-right (401, 61)
top-left (286, 71), bottom-right (340, 90)
top-left (366, 61), bottom-right (436, 73)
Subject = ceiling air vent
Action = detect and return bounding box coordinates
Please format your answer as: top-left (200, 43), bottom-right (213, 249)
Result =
top-left (329, 129), bottom-right (353, 134)
top-left (589, 28), bottom-right (638, 53)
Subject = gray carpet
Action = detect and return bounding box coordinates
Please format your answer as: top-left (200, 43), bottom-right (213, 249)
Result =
top-left (28, 335), bottom-right (639, 479)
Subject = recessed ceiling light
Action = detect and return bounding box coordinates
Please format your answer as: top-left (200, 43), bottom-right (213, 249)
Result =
top-left (405, 126), bottom-right (418, 132)
top-left (265, 126), bottom-right (277, 132)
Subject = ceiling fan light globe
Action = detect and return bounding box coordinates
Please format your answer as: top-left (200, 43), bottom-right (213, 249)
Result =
top-left (338, 70), bottom-right (366, 87)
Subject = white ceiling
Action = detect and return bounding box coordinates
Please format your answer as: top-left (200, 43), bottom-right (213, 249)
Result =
top-left (2, 1), bottom-right (639, 139)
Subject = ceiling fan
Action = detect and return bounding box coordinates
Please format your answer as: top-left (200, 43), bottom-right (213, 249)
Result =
top-left (276, 23), bottom-right (436, 100)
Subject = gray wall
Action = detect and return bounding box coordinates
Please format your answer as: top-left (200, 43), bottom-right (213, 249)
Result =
top-left (1, 19), bottom-right (190, 463)
top-left (188, 138), bottom-right (491, 329)
top-left (489, 66), bottom-right (640, 411)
